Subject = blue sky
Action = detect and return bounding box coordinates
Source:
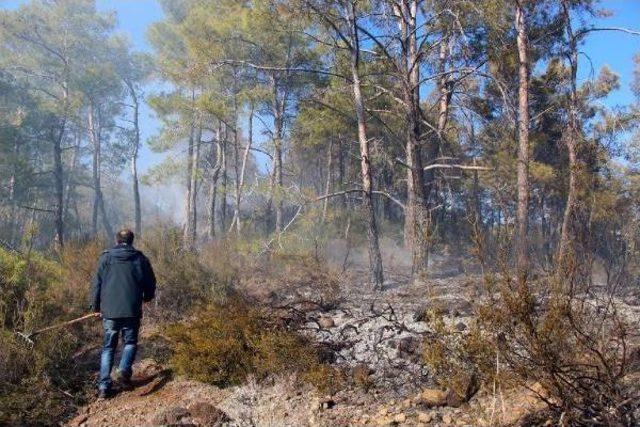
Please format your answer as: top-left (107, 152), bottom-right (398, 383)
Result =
top-left (4, 0), bottom-right (640, 173)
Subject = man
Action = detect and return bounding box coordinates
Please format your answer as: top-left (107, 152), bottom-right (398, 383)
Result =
top-left (90, 229), bottom-right (156, 398)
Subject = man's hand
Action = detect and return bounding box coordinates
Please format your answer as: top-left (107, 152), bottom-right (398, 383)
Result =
top-left (93, 312), bottom-right (102, 319)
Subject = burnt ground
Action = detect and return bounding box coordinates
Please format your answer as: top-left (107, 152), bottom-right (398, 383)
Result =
top-left (65, 243), bottom-right (640, 427)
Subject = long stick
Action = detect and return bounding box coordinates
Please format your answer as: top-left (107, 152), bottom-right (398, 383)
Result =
top-left (26, 312), bottom-right (100, 337)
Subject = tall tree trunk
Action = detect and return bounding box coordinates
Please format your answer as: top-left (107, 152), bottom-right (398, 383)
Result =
top-left (220, 123), bottom-right (228, 232)
top-left (398, 0), bottom-right (431, 280)
top-left (8, 137), bottom-right (19, 246)
top-left (230, 104), bottom-right (254, 235)
top-left (127, 82), bottom-right (143, 236)
top-left (52, 85), bottom-right (69, 248)
top-left (63, 128), bottom-right (80, 225)
top-left (558, 0), bottom-right (580, 267)
top-left (322, 138), bottom-right (334, 222)
top-left (185, 124), bottom-right (194, 238)
top-left (208, 124), bottom-right (223, 239)
top-left (88, 104), bottom-right (113, 239)
top-left (272, 78), bottom-right (285, 234)
top-left (89, 104), bottom-right (101, 236)
top-left (185, 126), bottom-right (201, 246)
top-left (437, 33), bottom-right (452, 138)
top-left (348, 2), bottom-right (384, 288)
top-left (338, 136), bottom-right (348, 210)
top-left (515, 0), bottom-right (530, 278)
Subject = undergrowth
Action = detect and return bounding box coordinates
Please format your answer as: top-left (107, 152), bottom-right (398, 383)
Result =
top-left (167, 298), bottom-right (345, 394)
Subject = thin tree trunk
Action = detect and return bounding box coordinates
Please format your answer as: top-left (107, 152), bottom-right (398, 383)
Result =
top-left (63, 129), bottom-right (80, 225)
top-left (272, 78), bottom-right (285, 234)
top-left (8, 137), bottom-right (19, 246)
top-left (348, 1), bottom-right (384, 288)
top-left (52, 85), bottom-right (69, 248)
top-left (128, 82), bottom-right (143, 236)
top-left (184, 89), bottom-right (196, 243)
top-left (515, 0), bottom-right (531, 278)
top-left (230, 104), bottom-right (254, 235)
top-left (89, 104), bottom-right (100, 236)
top-left (437, 33), bottom-right (452, 139)
top-left (559, 0), bottom-right (579, 266)
top-left (338, 136), bottom-right (347, 210)
top-left (185, 124), bottom-right (194, 237)
top-left (322, 138), bottom-right (334, 223)
top-left (186, 126), bottom-right (202, 246)
top-left (220, 123), bottom-right (228, 231)
top-left (208, 124), bottom-right (223, 239)
top-left (88, 105), bottom-right (113, 238)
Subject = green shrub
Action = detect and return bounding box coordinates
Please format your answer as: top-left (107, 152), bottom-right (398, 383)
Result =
top-left (0, 247), bottom-right (95, 426)
top-left (0, 327), bottom-right (88, 425)
top-left (167, 299), bottom-right (335, 391)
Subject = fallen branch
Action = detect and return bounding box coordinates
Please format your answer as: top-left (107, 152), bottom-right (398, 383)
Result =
top-left (423, 163), bottom-right (493, 172)
top-left (19, 204), bottom-right (56, 213)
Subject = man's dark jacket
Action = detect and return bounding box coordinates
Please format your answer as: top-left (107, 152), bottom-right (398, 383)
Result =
top-left (90, 244), bottom-right (156, 318)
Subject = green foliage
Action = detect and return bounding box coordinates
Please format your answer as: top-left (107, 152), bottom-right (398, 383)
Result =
top-left (167, 299), bottom-right (327, 389)
top-left (0, 248), bottom-right (63, 329)
top-left (0, 247), bottom-right (94, 426)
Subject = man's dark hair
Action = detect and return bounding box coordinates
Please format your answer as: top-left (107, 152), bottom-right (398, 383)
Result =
top-left (115, 229), bottom-right (135, 245)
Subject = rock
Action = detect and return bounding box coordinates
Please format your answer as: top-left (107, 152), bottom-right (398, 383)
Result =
top-left (417, 412), bottom-right (432, 423)
top-left (444, 299), bottom-right (473, 317)
top-left (378, 407), bottom-right (389, 416)
top-left (67, 414), bottom-right (88, 427)
top-left (455, 322), bottom-right (467, 331)
top-left (318, 316), bottom-right (335, 329)
top-left (135, 369), bottom-right (171, 396)
top-left (401, 398), bottom-right (412, 409)
top-left (321, 397), bottom-right (336, 410)
top-left (420, 388), bottom-right (448, 407)
top-left (188, 402), bottom-right (230, 425)
top-left (398, 336), bottom-right (419, 354)
top-left (394, 413), bottom-right (407, 423)
top-left (152, 406), bottom-right (190, 425)
top-left (446, 374), bottom-right (479, 407)
top-left (311, 397), bottom-right (322, 411)
top-left (374, 416), bottom-right (393, 426)
top-left (442, 413), bottom-right (453, 425)
top-left (413, 307), bottom-right (428, 322)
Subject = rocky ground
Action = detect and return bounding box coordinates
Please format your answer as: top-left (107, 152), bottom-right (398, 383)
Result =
top-left (65, 247), bottom-right (640, 427)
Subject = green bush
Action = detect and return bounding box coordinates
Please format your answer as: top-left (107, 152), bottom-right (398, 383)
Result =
top-left (167, 299), bottom-right (336, 391)
top-left (0, 247), bottom-right (95, 426)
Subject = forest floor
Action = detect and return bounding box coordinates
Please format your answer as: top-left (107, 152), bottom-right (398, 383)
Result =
top-left (64, 244), bottom-right (640, 427)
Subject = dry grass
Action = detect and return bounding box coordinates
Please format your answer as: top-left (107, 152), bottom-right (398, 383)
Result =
top-left (166, 297), bottom-right (343, 394)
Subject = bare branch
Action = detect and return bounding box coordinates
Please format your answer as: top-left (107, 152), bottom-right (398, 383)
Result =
top-left (423, 163), bottom-right (493, 172)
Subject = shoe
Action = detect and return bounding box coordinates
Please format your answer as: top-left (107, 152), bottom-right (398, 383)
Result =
top-left (114, 369), bottom-right (133, 390)
top-left (97, 389), bottom-right (113, 399)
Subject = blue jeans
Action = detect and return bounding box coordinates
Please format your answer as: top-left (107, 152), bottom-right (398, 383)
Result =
top-left (99, 317), bottom-right (140, 391)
